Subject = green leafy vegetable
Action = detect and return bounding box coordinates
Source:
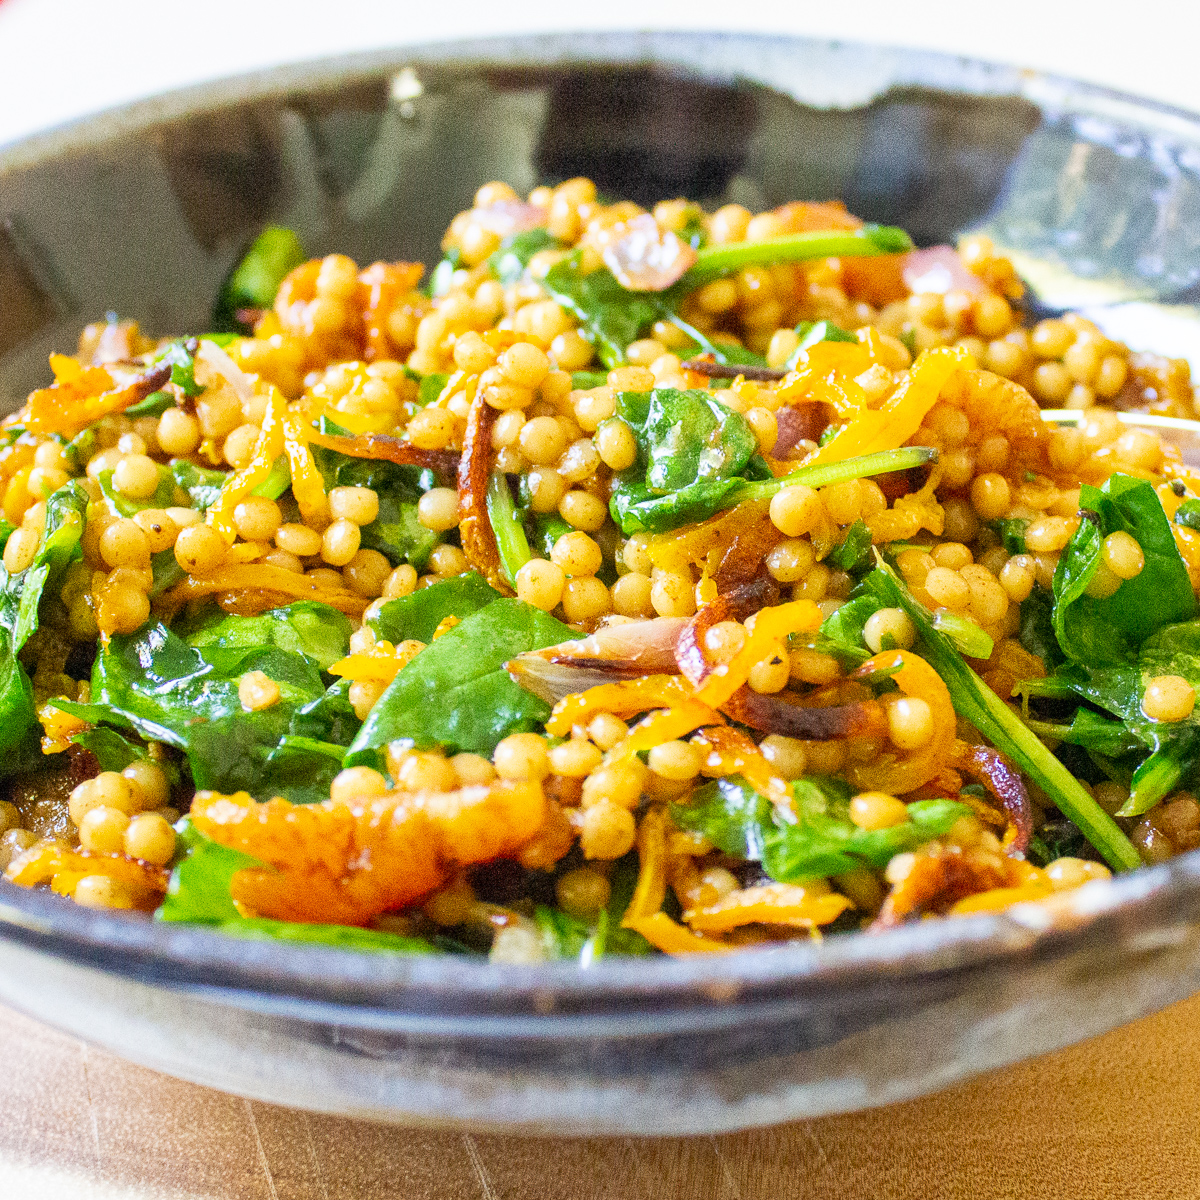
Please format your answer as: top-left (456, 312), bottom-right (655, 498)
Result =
top-left (1053, 476), bottom-right (1196, 666)
top-left (608, 387), bottom-right (761, 534)
top-left (312, 424), bottom-right (440, 567)
top-left (366, 571), bottom-right (502, 644)
top-left (155, 341), bottom-right (204, 397)
top-left (348, 598), bottom-right (571, 760)
top-left (1174, 499), bottom-right (1200, 531)
top-left (487, 472), bottom-right (533, 587)
top-left (125, 390), bottom-right (175, 418)
top-left (170, 460), bottom-right (229, 512)
top-left (672, 775), bottom-right (971, 881)
top-left (60, 604), bottom-right (351, 797)
top-left (417, 373), bottom-right (450, 407)
top-left (212, 225), bottom-right (305, 331)
top-left (827, 520), bottom-right (873, 573)
top-left (429, 247), bottom-right (462, 298)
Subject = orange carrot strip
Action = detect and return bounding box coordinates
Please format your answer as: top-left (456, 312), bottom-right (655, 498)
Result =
top-left (807, 345), bottom-right (969, 465)
top-left (545, 675), bottom-right (702, 738)
top-left (164, 564), bottom-right (367, 616)
top-left (684, 883), bottom-right (851, 932)
top-left (207, 386), bottom-right (287, 542)
top-left (846, 649), bottom-right (956, 795)
top-left (626, 912), bottom-right (734, 955)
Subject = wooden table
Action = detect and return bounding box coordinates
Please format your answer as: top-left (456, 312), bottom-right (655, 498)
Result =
top-left (2, 996), bottom-right (1197, 1199)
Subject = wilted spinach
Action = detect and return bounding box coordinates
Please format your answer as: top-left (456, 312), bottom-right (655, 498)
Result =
top-left (672, 775), bottom-right (971, 881)
top-left (348, 598), bottom-right (571, 760)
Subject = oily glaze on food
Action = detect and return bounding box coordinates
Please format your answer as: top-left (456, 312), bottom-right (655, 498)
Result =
top-left (1, 179), bottom-right (1199, 961)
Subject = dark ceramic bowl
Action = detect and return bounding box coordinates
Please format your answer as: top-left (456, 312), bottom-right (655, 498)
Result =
top-left (3, 32), bottom-right (1200, 1135)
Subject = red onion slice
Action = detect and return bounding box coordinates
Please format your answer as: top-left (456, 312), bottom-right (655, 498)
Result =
top-left (470, 201), bottom-right (548, 236)
top-left (602, 213), bottom-right (698, 291)
top-left (902, 245), bottom-right (986, 296)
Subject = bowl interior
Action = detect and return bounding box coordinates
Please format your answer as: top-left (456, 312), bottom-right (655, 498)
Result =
top-left (3, 31), bottom-right (1200, 1009)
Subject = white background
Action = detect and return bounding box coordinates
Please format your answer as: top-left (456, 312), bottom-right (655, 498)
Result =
top-left (0, 0), bottom-right (1199, 148)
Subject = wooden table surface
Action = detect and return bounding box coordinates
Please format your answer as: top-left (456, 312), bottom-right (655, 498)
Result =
top-left (3, 997), bottom-right (1198, 1200)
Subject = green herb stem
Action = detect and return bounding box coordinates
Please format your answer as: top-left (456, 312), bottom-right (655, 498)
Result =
top-left (872, 558), bottom-right (1142, 872)
top-left (486, 471), bottom-right (533, 587)
top-left (684, 224), bottom-right (914, 288)
top-left (726, 446), bottom-right (938, 509)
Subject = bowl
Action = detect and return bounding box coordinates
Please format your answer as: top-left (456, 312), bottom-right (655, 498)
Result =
top-left (3, 31), bottom-right (1200, 1136)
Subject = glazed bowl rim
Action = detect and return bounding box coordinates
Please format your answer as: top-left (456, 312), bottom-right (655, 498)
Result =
top-left (3, 28), bottom-right (1200, 1018)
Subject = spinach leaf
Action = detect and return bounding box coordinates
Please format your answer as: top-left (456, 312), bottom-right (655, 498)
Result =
top-left (125, 390), bottom-right (175, 418)
top-left (488, 228), bottom-right (557, 286)
top-left (262, 735), bottom-right (349, 806)
top-left (61, 604), bottom-right (350, 797)
top-left (1027, 619), bottom-right (1200, 814)
top-left (1174, 499), bottom-right (1200, 531)
top-left (181, 601), bottom-right (352, 671)
top-left (312, 421), bottom-right (441, 567)
top-left (71, 726), bottom-right (179, 789)
top-left (1018, 585), bottom-right (1063, 669)
top-left (213, 917), bottom-right (436, 954)
top-left (97, 466), bottom-right (176, 517)
top-left (366, 571), bottom-right (502, 644)
top-left (288, 678), bottom-right (361, 747)
top-left (991, 518), bottom-right (1029, 555)
top-left (155, 341), bottom-right (204, 397)
top-left (542, 253), bottom-right (666, 368)
top-left (827, 519), bottom-right (873, 573)
top-left (159, 819), bottom-right (252, 923)
top-left (417, 373), bottom-right (449, 407)
top-left (535, 905), bottom-right (592, 960)
top-left (672, 775), bottom-right (971, 882)
top-left (348, 598), bottom-right (571, 760)
top-left (608, 387), bottom-right (759, 535)
top-left (814, 593), bottom-right (883, 666)
top-left (212, 225), bottom-right (305, 331)
top-left (170, 460), bottom-right (229, 512)
top-left (1053, 474), bottom-right (1196, 666)
top-left (0, 481), bottom-right (87, 653)
top-left (571, 371), bottom-right (610, 390)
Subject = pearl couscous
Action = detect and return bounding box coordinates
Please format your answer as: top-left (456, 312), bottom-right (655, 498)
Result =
top-left (1, 180), bottom-right (1197, 958)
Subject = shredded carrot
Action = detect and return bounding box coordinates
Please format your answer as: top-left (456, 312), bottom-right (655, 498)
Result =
top-left (164, 564), bottom-right (367, 616)
top-left (609, 699), bottom-right (726, 762)
top-left (329, 639), bottom-right (423, 683)
top-left (623, 807), bottom-right (669, 923)
top-left (545, 675), bottom-right (704, 738)
top-left (807, 345), bottom-right (971, 465)
top-left (846, 649), bottom-right (957, 795)
top-left (684, 883), bottom-right (852, 932)
top-left (949, 871), bottom-right (1053, 915)
top-left (25, 355), bottom-right (170, 438)
top-left (626, 912), bottom-right (735, 955)
top-left (207, 386), bottom-right (287, 542)
top-left (281, 409), bottom-right (328, 525)
top-left (693, 600), bottom-right (823, 712)
top-left (691, 726), bottom-right (792, 810)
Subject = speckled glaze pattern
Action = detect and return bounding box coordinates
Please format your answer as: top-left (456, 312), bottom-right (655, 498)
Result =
top-left (2, 32), bottom-right (1200, 1134)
